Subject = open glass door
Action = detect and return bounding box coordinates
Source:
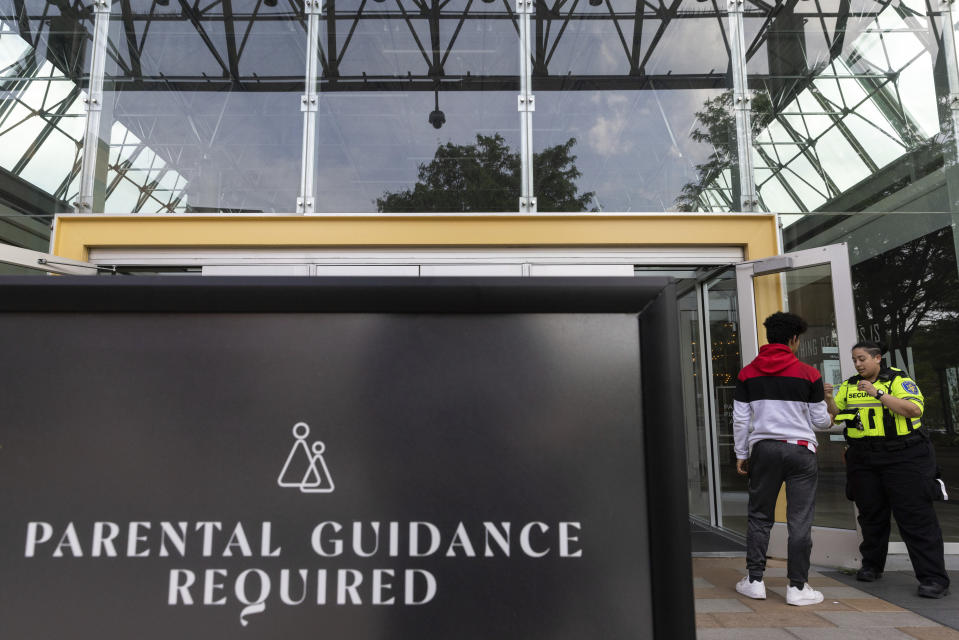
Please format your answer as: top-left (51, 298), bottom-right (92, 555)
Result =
top-left (734, 243), bottom-right (858, 532)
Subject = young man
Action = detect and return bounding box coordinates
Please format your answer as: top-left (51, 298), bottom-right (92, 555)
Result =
top-left (733, 312), bottom-right (832, 606)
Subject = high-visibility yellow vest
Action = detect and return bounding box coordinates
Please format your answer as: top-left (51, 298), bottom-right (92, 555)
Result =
top-left (833, 367), bottom-right (924, 439)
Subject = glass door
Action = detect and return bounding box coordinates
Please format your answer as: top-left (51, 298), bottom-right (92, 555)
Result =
top-left (678, 286), bottom-right (712, 524)
top-left (701, 268), bottom-right (747, 533)
top-left (734, 243), bottom-right (858, 531)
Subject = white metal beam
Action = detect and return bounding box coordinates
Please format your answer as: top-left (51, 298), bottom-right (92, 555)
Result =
top-left (517, 0), bottom-right (536, 213)
top-left (297, 0), bottom-right (322, 214)
top-left (76, 0), bottom-right (112, 213)
top-left (728, 0), bottom-right (757, 212)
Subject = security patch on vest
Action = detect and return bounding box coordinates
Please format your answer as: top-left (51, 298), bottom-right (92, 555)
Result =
top-left (902, 380), bottom-right (919, 394)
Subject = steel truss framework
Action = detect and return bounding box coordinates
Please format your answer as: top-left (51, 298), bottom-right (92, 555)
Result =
top-left (1, 0), bottom-right (958, 215)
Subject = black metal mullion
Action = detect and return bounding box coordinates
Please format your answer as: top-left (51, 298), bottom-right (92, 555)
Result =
top-left (711, 0), bottom-right (729, 61)
top-left (828, 0), bottom-right (850, 61)
top-left (744, 0), bottom-right (801, 63)
top-left (602, 0), bottom-right (632, 74)
top-left (120, 0), bottom-right (143, 78)
top-left (316, 0), bottom-right (331, 76)
top-left (745, 0), bottom-right (773, 12)
top-left (543, 0), bottom-right (579, 70)
top-left (395, 0), bottom-right (435, 70)
top-left (335, 0), bottom-right (369, 70)
top-left (237, 0), bottom-right (262, 61)
top-left (13, 0), bottom-right (35, 47)
top-left (630, 0), bottom-right (644, 74)
top-left (440, 0), bottom-right (473, 70)
top-left (636, 0), bottom-right (683, 73)
top-left (327, 0), bottom-right (338, 76)
top-left (428, 0), bottom-right (442, 76)
top-left (176, 0), bottom-right (234, 79)
top-left (532, 0), bottom-right (544, 74)
top-left (221, 0), bottom-right (242, 83)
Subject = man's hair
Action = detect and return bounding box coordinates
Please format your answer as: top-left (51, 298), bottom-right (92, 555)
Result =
top-left (763, 311), bottom-right (808, 345)
top-left (852, 341), bottom-right (884, 358)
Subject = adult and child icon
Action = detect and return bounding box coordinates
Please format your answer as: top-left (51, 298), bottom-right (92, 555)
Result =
top-left (277, 422), bottom-right (335, 493)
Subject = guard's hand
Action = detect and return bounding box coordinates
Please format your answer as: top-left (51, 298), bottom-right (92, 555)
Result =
top-left (824, 383), bottom-right (834, 396)
top-left (857, 380), bottom-right (877, 397)
top-left (736, 459), bottom-right (749, 476)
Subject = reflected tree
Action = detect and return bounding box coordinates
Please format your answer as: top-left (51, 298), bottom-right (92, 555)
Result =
top-left (852, 227), bottom-right (959, 351)
top-left (674, 91), bottom-right (773, 212)
top-left (852, 227), bottom-right (959, 432)
top-left (674, 92), bottom-right (737, 212)
top-left (377, 134), bottom-right (595, 212)
top-left (676, 86), bottom-right (956, 213)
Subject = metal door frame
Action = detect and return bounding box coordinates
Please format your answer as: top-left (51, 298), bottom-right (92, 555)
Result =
top-left (735, 243), bottom-right (858, 382)
top-left (730, 243), bottom-right (863, 566)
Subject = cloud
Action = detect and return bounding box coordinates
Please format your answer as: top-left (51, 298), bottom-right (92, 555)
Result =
top-left (587, 114), bottom-right (630, 156)
top-left (586, 94), bottom-right (632, 156)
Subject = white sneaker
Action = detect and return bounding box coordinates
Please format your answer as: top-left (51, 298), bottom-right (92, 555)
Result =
top-left (786, 584), bottom-right (824, 606)
top-left (735, 576), bottom-right (766, 600)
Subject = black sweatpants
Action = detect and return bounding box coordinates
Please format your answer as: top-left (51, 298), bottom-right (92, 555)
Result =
top-left (846, 439), bottom-right (949, 588)
top-left (746, 439), bottom-right (818, 586)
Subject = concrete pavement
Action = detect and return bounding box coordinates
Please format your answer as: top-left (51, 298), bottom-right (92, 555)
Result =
top-left (693, 557), bottom-right (959, 640)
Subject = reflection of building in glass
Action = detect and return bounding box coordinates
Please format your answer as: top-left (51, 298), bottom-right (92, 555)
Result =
top-left (3, 0), bottom-right (959, 543)
top-left (754, 1), bottom-right (945, 215)
top-left (682, 0), bottom-right (949, 215)
top-left (1, 13), bottom-right (189, 219)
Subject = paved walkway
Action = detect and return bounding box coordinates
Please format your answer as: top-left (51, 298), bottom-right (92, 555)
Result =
top-left (694, 557), bottom-right (959, 640)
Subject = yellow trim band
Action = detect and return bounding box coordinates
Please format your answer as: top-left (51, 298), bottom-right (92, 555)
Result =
top-left (53, 213), bottom-right (780, 262)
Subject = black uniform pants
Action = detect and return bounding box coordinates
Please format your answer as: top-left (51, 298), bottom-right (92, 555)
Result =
top-left (846, 439), bottom-right (949, 588)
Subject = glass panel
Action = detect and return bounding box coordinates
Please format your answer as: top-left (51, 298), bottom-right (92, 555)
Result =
top-left (96, 0), bottom-right (306, 213)
top-left (316, 4), bottom-right (519, 213)
top-left (785, 212), bottom-right (959, 542)
top-left (745, 0), bottom-right (950, 214)
top-left (0, 0), bottom-right (89, 224)
top-left (532, 3), bottom-right (737, 212)
top-left (707, 268), bottom-right (746, 533)
top-left (752, 264), bottom-right (855, 530)
top-left (678, 287), bottom-right (710, 520)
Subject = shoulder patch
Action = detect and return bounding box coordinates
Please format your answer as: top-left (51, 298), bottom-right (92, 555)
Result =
top-left (902, 380), bottom-right (919, 395)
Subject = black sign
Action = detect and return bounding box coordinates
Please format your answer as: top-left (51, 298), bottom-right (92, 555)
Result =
top-left (0, 277), bottom-right (693, 639)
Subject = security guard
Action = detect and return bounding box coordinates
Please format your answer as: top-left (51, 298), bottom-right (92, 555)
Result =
top-left (825, 341), bottom-right (949, 598)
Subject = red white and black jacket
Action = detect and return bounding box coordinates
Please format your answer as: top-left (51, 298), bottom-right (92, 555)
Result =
top-left (733, 343), bottom-right (832, 458)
